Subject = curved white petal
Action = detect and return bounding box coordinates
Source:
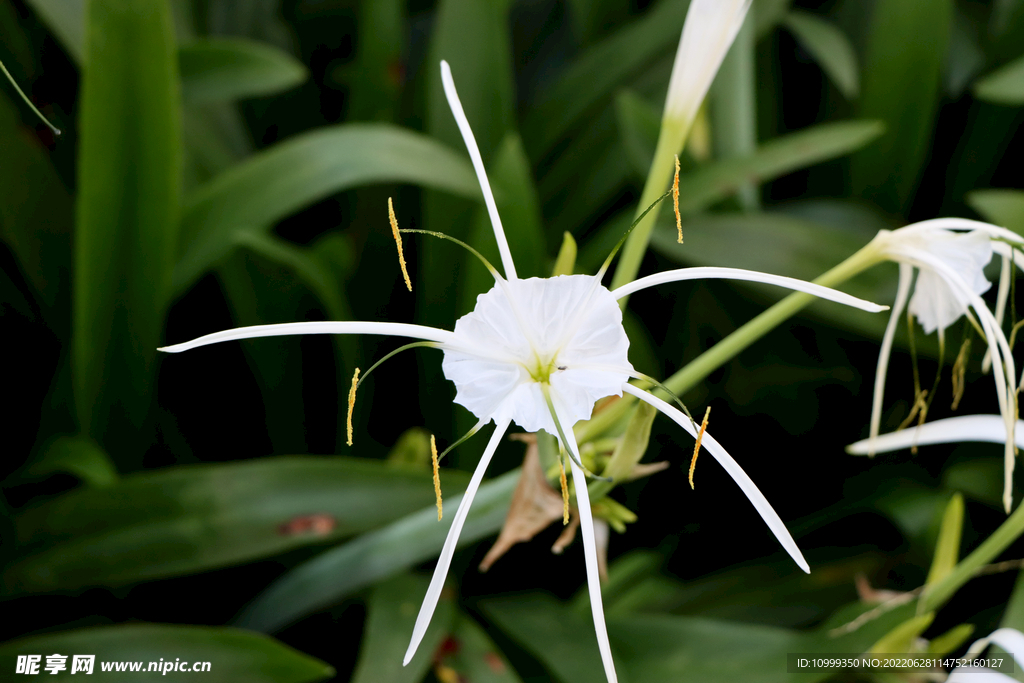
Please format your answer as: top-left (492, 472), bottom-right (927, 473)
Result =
top-left (621, 383), bottom-right (809, 572)
top-left (946, 667), bottom-right (1018, 683)
top-left (439, 60), bottom-right (516, 280)
top-left (869, 264), bottom-right (914, 455)
top-left (983, 252), bottom-right (1012, 373)
top-left (894, 218), bottom-right (1024, 244)
top-left (442, 275), bottom-right (632, 432)
top-left (552, 394), bottom-right (618, 683)
top-left (611, 266), bottom-right (887, 312)
top-left (966, 628), bottom-right (1024, 667)
top-left (905, 230), bottom-right (993, 334)
top-left (159, 320), bottom-right (456, 353)
top-left (403, 414), bottom-right (512, 665)
top-left (664, 0), bottom-right (752, 129)
top-left (848, 415), bottom-right (1024, 454)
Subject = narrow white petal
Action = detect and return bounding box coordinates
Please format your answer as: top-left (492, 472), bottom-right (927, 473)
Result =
top-left (848, 415), bottom-right (1024, 454)
top-left (946, 667), bottom-right (1018, 683)
top-left (611, 266), bottom-right (887, 312)
top-left (970, 628), bottom-right (1024, 668)
top-left (159, 320), bottom-right (456, 353)
top-left (552, 395), bottom-right (618, 683)
top-left (985, 247), bottom-right (1018, 372)
top-left (896, 217), bottom-right (1024, 244)
top-left (439, 60), bottom-right (517, 280)
top-left (403, 414), bottom-right (512, 665)
top-left (622, 384), bottom-right (810, 573)
top-left (869, 264), bottom-right (914, 455)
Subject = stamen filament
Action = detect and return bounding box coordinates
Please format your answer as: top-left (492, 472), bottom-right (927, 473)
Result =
top-left (673, 155), bottom-right (682, 244)
top-left (346, 368), bottom-right (360, 446)
top-left (389, 198), bottom-right (412, 292)
top-left (559, 455), bottom-right (570, 525)
top-left (356, 341), bottom-right (439, 392)
top-left (0, 58), bottom-right (61, 136)
top-left (598, 187), bottom-right (674, 277)
top-left (689, 406), bottom-right (711, 489)
top-left (400, 229), bottom-right (501, 279)
top-left (431, 435), bottom-right (443, 520)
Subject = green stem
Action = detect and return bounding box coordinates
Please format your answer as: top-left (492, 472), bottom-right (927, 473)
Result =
top-left (611, 117), bottom-right (688, 298)
top-left (710, 13), bottom-right (758, 210)
top-left (0, 58), bottom-right (61, 136)
top-left (577, 242), bottom-right (883, 443)
top-left (922, 498), bottom-right (1024, 612)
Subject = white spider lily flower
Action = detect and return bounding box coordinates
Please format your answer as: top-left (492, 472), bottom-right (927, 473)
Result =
top-left (847, 414), bottom-right (1024, 454)
top-left (947, 627), bottom-right (1024, 682)
top-left (160, 61), bottom-right (886, 683)
top-left (858, 219), bottom-right (1024, 512)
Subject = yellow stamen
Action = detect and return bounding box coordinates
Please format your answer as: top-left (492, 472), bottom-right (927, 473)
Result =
top-left (388, 197), bottom-right (412, 292)
top-left (689, 406), bottom-right (711, 489)
top-left (559, 457), bottom-right (569, 525)
top-left (673, 154), bottom-right (682, 244)
top-left (346, 368), bottom-right (360, 446)
top-left (431, 434), bottom-right (443, 520)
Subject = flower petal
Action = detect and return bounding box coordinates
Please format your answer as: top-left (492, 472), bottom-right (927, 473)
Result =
top-left (621, 384), bottom-right (810, 573)
top-left (552, 394), bottom-right (619, 683)
top-left (611, 266), bottom-right (887, 312)
top-left (403, 414), bottom-right (512, 665)
top-left (159, 320), bottom-right (456, 353)
top-left (905, 230), bottom-right (993, 334)
top-left (848, 415), bottom-right (1024, 454)
top-left (439, 60), bottom-right (517, 280)
top-left (869, 263), bottom-right (914, 455)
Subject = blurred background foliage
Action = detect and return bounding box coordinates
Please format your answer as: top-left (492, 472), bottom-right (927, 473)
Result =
top-left (3, 0), bottom-right (1024, 680)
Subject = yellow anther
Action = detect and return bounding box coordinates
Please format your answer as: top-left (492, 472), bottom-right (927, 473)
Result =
top-left (673, 154), bottom-right (682, 244)
top-left (431, 434), bottom-right (443, 521)
top-left (559, 457), bottom-right (570, 525)
top-left (389, 197), bottom-right (412, 292)
top-left (346, 368), bottom-right (360, 446)
top-left (689, 406), bottom-right (710, 489)
top-left (951, 338), bottom-right (971, 410)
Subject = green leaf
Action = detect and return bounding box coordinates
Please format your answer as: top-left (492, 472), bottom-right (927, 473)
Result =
top-left (927, 623), bottom-right (975, 656)
top-left (868, 613), bottom-right (935, 654)
top-left (782, 11), bottom-right (860, 99)
top-left (74, 0), bottom-right (181, 453)
top-left (925, 493), bottom-right (964, 586)
top-left (522, 0), bottom-right (690, 159)
top-left (614, 89), bottom-right (661, 179)
top-left (0, 624), bottom-right (332, 682)
top-left (611, 614), bottom-right (800, 683)
top-left (438, 613), bottom-right (523, 683)
top-left (0, 89), bottom-right (73, 324)
top-left (674, 120), bottom-right (885, 215)
top-left (942, 457), bottom-right (1003, 507)
top-left (851, 0), bottom-right (951, 212)
top-left (179, 37), bottom-right (308, 104)
top-left (967, 189), bottom-right (1024, 233)
top-left (1001, 569), bottom-right (1024, 629)
top-left (480, 593), bottom-right (610, 683)
top-left (345, 0), bottom-right (403, 121)
top-left (236, 467), bottom-right (518, 633)
top-left (386, 427), bottom-right (434, 471)
top-left (648, 209), bottom-right (896, 341)
top-left (22, 436), bottom-right (118, 487)
top-left (351, 573), bottom-right (455, 683)
top-left (973, 54), bottom-right (1024, 105)
top-left (552, 232), bottom-right (578, 276)
top-left (4, 457), bottom-right (470, 593)
top-left (753, 0), bottom-right (793, 37)
top-left (174, 124), bottom-right (481, 295)
top-left (22, 0), bottom-right (85, 63)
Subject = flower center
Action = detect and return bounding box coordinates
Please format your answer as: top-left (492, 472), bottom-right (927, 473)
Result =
top-left (525, 350), bottom-right (562, 384)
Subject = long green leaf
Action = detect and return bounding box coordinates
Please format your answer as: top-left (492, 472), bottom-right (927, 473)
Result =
top-left (439, 613), bottom-right (523, 683)
top-left (522, 0), bottom-right (689, 159)
top-left (22, 0), bottom-right (85, 63)
top-left (851, 0), bottom-right (951, 212)
top-left (174, 124), bottom-right (480, 295)
top-left (351, 573), bottom-right (455, 683)
top-left (924, 492), bottom-right (964, 586)
top-left (782, 11), bottom-right (859, 99)
top-left (21, 436), bottom-right (118, 487)
top-left (73, 0), bottom-right (181, 454)
top-left (179, 37), bottom-right (308, 104)
top-left (4, 457), bottom-right (470, 593)
top-left (973, 54), bottom-right (1024, 105)
top-left (235, 468), bottom-right (518, 632)
top-left (673, 120), bottom-right (884, 215)
top-left (0, 624), bottom-right (332, 682)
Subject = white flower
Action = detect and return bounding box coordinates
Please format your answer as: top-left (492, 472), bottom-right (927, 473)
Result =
top-left (160, 61), bottom-right (886, 683)
top-left (947, 627), bottom-right (1024, 682)
top-left (859, 219), bottom-right (1024, 512)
